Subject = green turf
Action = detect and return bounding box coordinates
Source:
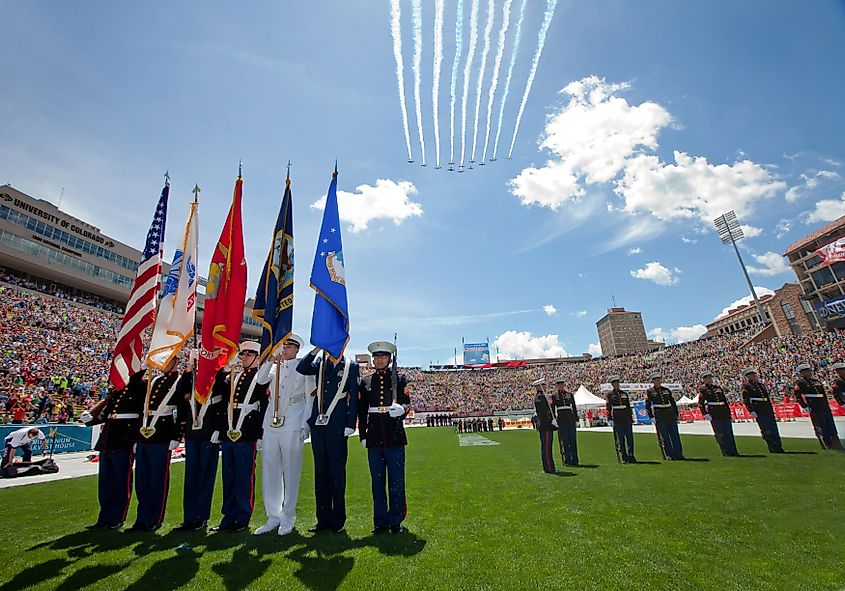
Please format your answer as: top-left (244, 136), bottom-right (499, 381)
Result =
top-left (1, 428), bottom-right (843, 591)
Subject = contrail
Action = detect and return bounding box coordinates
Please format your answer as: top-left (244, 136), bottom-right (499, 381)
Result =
top-left (507, 0), bottom-right (558, 159)
top-left (481, 0), bottom-right (513, 162)
top-left (492, 0), bottom-right (526, 160)
top-left (412, 0), bottom-right (426, 166)
top-left (432, 0), bottom-right (445, 168)
top-left (448, 0), bottom-right (464, 165)
top-left (470, 0), bottom-right (495, 164)
top-left (459, 0), bottom-right (480, 168)
top-left (390, 0), bottom-right (413, 162)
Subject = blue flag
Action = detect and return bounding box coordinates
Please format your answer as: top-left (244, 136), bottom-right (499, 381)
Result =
top-left (253, 177), bottom-right (294, 363)
top-left (309, 171), bottom-right (349, 362)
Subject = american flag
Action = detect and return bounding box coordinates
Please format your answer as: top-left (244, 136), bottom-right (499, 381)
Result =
top-left (109, 184), bottom-right (169, 390)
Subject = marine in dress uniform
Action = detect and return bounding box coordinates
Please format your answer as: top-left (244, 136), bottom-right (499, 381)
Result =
top-left (175, 349), bottom-right (225, 532)
top-left (532, 378), bottom-right (557, 474)
top-left (359, 341), bottom-right (411, 534)
top-left (81, 372), bottom-right (144, 529)
top-left (605, 376), bottom-right (635, 463)
top-left (740, 368), bottom-right (784, 454)
top-left (254, 334), bottom-right (315, 536)
top-left (297, 347), bottom-right (359, 534)
top-left (212, 341), bottom-right (273, 532)
top-left (697, 371), bottom-right (739, 457)
top-left (551, 378), bottom-right (579, 466)
top-left (831, 362), bottom-right (845, 408)
top-left (128, 355), bottom-right (193, 532)
top-left (645, 371), bottom-right (684, 461)
top-left (794, 363), bottom-right (842, 450)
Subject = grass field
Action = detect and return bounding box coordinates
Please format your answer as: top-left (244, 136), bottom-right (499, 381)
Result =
top-left (1, 428), bottom-right (843, 591)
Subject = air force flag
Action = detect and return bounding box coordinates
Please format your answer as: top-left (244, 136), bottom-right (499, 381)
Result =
top-left (309, 170), bottom-right (349, 363)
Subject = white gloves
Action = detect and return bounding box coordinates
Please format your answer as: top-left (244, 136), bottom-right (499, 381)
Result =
top-left (256, 439), bottom-right (263, 451)
top-left (551, 419), bottom-right (559, 428)
top-left (360, 439), bottom-right (367, 449)
top-left (750, 411), bottom-right (758, 419)
top-left (704, 414), bottom-right (712, 422)
top-left (801, 407), bottom-right (810, 414)
top-left (189, 348), bottom-right (199, 362)
top-left (169, 440), bottom-right (179, 451)
top-left (300, 426), bottom-right (310, 442)
top-left (387, 403), bottom-right (405, 418)
top-left (343, 427), bottom-right (355, 437)
top-left (608, 420), bottom-right (614, 427)
top-left (210, 431), bottom-right (220, 444)
top-left (80, 411), bottom-right (93, 424)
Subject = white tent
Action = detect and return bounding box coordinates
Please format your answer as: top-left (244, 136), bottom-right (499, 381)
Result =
top-left (573, 384), bottom-right (606, 408)
top-left (676, 395), bottom-right (698, 406)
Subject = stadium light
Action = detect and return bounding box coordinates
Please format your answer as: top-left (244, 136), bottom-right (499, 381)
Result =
top-left (713, 211), bottom-right (768, 327)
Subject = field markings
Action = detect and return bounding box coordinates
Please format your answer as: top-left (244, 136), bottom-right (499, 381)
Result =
top-left (458, 433), bottom-right (500, 446)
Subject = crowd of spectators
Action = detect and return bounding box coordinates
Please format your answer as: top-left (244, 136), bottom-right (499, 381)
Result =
top-left (0, 267), bottom-right (122, 312)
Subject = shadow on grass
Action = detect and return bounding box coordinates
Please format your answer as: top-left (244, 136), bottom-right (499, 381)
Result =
top-left (782, 450), bottom-right (819, 455)
top-left (735, 454), bottom-right (766, 458)
top-left (54, 562), bottom-right (124, 591)
top-left (30, 529), bottom-right (141, 558)
top-left (630, 461), bottom-right (661, 465)
top-left (680, 458), bottom-right (710, 462)
top-left (553, 471), bottom-right (577, 477)
top-left (125, 553), bottom-right (200, 591)
top-left (0, 557), bottom-right (70, 591)
top-left (573, 464), bottom-right (600, 469)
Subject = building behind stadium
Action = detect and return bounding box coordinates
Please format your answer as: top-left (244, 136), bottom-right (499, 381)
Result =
top-left (0, 184), bottom-right (259, 337)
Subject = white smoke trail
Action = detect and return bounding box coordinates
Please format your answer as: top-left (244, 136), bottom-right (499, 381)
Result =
top-left (470, 0), bottom-right (495, 164)
top-left (412, 0), bottom-right (426, 166)
top-left (449, 0), bottom-right (464, 165)
top-left (481, 0), bottom-right (513, 162)
top-left (492, 0), bottom-right (526, 160)
top-left (432, 0), bottom-right (444, 168)
top-left (459, 0), bottom-right (480, 168)
top-left (507, 0), bottom-right (558, 159)
top-left (390, 0), bottom-right (413, 162)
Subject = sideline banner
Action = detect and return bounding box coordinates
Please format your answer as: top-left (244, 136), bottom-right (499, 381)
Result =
top-left (0, 424), bottom-right (94, 454)
top-left (632, 401), bottom-right (652, 425)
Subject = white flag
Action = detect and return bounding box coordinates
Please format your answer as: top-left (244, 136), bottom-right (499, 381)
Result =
top-left (148, 201), bottom-right (199, 369)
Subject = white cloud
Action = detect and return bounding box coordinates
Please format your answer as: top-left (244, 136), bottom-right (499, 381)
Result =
top-left (587, 342), bottom-right (602, 356)
top-left (630, 261), bottom-right (679, 286)
top-left (493, 330), bottom-right (569, 360)
top-left (543, 304), bottom-right (558, 316)
top-left (747, 252), bottom-right (790, 277)
top-left (681, 236), bottom-right (697, 244)
top-left (573, 310), bottom-right (587, 318)
top-left (509, 75), bottom-right (671, 209)
top-left (740, 225), bottom-right (763, 238)
top-left (785, 170), bottom-right (841, 202)
top-left (648, 324), bottom-right (707, 344)
top-left (716, 287), bottom-right (775, 319)
top-left (627, 247), bottom-right (641, 255)
top-left (616, 151), bottom-right (785, 225)
top-left (311, 178), bottom-right (422, 232)
top-left (804, 192), bottom-right (845, 224)
top-left (775, 219), bottom-right (793, 239)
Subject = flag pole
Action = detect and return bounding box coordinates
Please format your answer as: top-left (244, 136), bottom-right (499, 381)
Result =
top-left (190, 183), bottom-right (201, 425)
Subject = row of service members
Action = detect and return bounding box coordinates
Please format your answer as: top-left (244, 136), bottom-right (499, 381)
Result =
top-left (82, 337), bottom-right (412, 536)
top-left (531, 363), bottom-right (845, 473)
top-left (456, 418), bottom-right (503, 433)
top-left (425, 414), bottom-right (451, 427)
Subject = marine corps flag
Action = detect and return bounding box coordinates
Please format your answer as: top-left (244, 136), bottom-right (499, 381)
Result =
top-left (147, 199), bottom-right (199, 369)
top-left (195, 173), bottom-right (247, 403)
top-left (309, 168), bottom-right (349, 363)
top-left (252, 173), bottom-right (294, 363)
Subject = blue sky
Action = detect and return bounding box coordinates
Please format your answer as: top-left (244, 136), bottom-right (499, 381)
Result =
top-left (2, 1), bottom-right (845, 366)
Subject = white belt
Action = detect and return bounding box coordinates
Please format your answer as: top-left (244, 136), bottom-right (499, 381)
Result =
top-left (652, 403), bottom-right (671, 408)
top-left (705, 401), bottom-right (725, 406)
top-left (209, 395), bottom-right (222, 405)
top-left (611, 405), bottom-right (627, 410)
top-left (803, 394), bottom-right (824, 398)
top-left (233, 401), bottom-right (261, 412)
top-left (148, 405), bottom-right (177, 417)
top-left (368, 406), bottom-right (390, 414)
top-left (289, 393), bottom-right (305, 405)
top-left (555, 406), bottom-right (573, 412)
top-left (748, 397), bottom-right (767, 402)
top-left (110, 413), bottom-right (140, 419)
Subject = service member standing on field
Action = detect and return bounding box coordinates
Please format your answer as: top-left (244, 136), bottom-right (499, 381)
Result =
top-left (81, 372), bottom-right (144, 530)
top-left (831, 362), bottom-right (845, 408)
top-left (645, 372), bottom-right (684, 461)
top-left (740, 368), bottom-right (784, 454)
top-left (551, 378), bottom-right (579, 466)
top-left (359, 341), bottom-right (411, 534)
top-left (297, 346), bottom-right (359, 534)
top-left (794, 363), bottom-right (842, 450)
top-left (129, 352), bottom-right (193, 532)
top-left (532, 378), bottom-right (557, 474)
top-left (212, 341), bottom-right (273, 532)
top-left (697, 371), bottom-right (739, 457)
top-left (605, 377), bottom-right (635, 463)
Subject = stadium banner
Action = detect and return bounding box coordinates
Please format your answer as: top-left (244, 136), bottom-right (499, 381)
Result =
top-left (0, 424), bottom-right (94, 454)
top-left (631, 401), bottom-right (652, 425)
top-left (814, 295), bottom-right (845, 329)
top-left (679, 408), bottom-right (704, 422)
top-left (599, 382), bottom-right (683, 393)
top-left (815, 236), bottom-right (845, 267)
top-left (463, 342), bottom-right (490, 365)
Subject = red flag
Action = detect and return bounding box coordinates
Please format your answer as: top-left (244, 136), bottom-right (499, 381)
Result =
top-left (816, 236), bottom-right (845, 267)
top-left (195, 176), bottom-right (247, 402)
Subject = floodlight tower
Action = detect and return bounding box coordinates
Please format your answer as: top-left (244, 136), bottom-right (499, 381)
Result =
top-left (714, 211), bottom-right (767, 326)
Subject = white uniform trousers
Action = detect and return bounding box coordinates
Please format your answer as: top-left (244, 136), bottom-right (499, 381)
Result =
top-left (261, 428), bottom-right (304, 528)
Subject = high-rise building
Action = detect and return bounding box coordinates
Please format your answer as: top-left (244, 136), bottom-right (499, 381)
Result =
top-left (596, 307), bottom-right (648, 357)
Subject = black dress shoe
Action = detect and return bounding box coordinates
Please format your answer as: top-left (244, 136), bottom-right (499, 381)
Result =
top-left (230, 524), bottom-right (248, 532)
top-left (106, 523), bottom-right (123, 530)
top-left (307, 524), bottom-right (332, 533)
top-left (209, 524), bottom-right (227, 532)
top-left (332, 526), bottom-right (346, 534)
top-left (389, 525), bottom-right (408, 534)
top-left (85, 523), bottom-right (105, 530)
top-left (142, 524), bottom-right (161, 532)
top-left (629, 457), bottom-right (638, 463)
top-left (371, 526), bottom-right (388, 535)
top-left (173, 522), bottom-right (195, 532)
top-left (124, 525), bottom-right (144, 533)
top-left (190, 521), bottom-right (207, 532)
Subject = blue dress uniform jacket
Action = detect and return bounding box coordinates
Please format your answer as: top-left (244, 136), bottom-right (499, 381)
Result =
top-left (551, 391), bottom-right (578, 425)
top-left (533, 393), bottom-right (556, 473)
top-left (645, 386), bottom-right (683, 460)
top-left (606, 389), bottom-right (635, 463)
top-left (794, 377), bottom-right (841, 450)
top-left (297, 352), bottom-right (359, 531)
top-left (833, 378), bottom-right (845, 407)
top-left (741, 381), bottom-right (784, 453)
top-left (698, 383), bottom-right (738, 457)
top-left (551, 390), bottom-right (579, 466)
top-left (359, 370), bottom-right (409, 448)
top-left (214, 367), bottom-right (270, 443)
top-left (88, 371), bottom-right (144, 528)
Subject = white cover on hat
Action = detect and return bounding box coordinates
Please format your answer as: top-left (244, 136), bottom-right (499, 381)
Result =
top-left (368, 341), bottom-right (397, 355)
top-left (239, 341), bottom-right (260, 353)
top-left (285, 334), bottom-right (305, 349)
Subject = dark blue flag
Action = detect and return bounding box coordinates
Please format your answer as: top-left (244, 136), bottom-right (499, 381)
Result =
top-left (309, 170), bottom-right (349, 362)
top-left (253, 177), bottom-right (294, 363)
